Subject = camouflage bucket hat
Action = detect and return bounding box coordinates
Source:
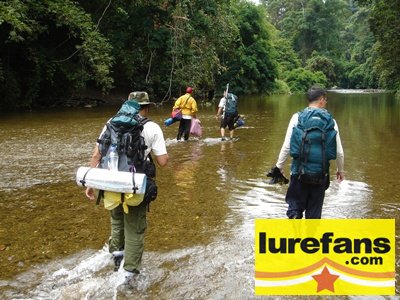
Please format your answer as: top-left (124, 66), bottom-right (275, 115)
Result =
top-left (128, 91), bottom-right (154, 105)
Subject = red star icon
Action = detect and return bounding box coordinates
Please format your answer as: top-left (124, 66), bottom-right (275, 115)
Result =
top-left (312, 266), bottom-right (340, 293)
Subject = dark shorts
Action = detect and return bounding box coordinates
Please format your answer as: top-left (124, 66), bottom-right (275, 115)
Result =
top-left (220, 114), bottom-right (237, 131)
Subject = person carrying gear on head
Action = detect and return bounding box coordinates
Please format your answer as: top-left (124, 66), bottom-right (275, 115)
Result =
top-left (173, 87), bottom-right (198, 141)
top-left (85, 91), bottom-right (168, 282)
top-left (270, 85), bottom-right (345, 219)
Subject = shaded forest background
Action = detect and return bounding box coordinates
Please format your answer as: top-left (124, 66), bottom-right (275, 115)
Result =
top-left (0, 0), bottom-right (399, 110)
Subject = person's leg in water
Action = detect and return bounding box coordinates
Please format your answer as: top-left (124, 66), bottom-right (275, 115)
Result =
top-left (123, 202), bottom-right (147, 273)
top-left (304, 179), bottom-right (327, 219)
top-left (220, 127), bottom-right (226, 140)
top-left (220, 118), bottom-right (227, 140)
top-left (109, 205), bottom-right (125, 271)
top-left (229, 129), bottom-right (235, 139)
top-left (183, 119), bottom-right (191, 141)
top-left (227, 115), bottom-right (236, 140)
top-left (285, 176), bottom-right (306, 219)
top-left (177, 119), bottom-right (185, 140)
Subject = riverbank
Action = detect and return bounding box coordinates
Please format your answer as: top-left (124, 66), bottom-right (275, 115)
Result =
top-left (46, 88), bottom-right (215, 109)
top-left (48, 89), bottom-right (133, 108)
top-left (4, 87), bottom-right (398, 112)
top-left (46, 88), bottom-right (400, 109)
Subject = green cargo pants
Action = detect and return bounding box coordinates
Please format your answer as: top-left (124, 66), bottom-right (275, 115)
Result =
top-left (109, 202), bottom-right (147, 272)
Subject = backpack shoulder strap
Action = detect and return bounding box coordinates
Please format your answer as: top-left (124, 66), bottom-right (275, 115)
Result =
top-left (180, 95), bottom-right (191, 108)
top-left (135, 115), bottom-right (150, 128)
top-left (225, 94), bottom-right (232, 106)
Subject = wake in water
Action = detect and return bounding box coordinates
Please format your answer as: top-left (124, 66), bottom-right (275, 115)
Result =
top-left (1, 244), bottom-right (199, 300)
top-left (0, 240), bottom-right (255, 300)
top-left (0, 179), bottom-right (378, 300)
top-left (324, 180), bottom-right (373, 218)
top-left (225, 178), bottom-right (373, 226)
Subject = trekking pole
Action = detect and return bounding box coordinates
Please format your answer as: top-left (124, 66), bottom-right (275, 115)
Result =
top-left (225, 83), bottom-right (229, 97)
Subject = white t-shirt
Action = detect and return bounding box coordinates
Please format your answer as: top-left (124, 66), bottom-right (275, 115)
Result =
top-left (141, 121), bottom-right (167, 157)
top-left (182, 114), bottom-right (192, 120)
top-left (98, 119), bottom-right (167, 158)
top-left (218, 97), bottom-right (226, 117)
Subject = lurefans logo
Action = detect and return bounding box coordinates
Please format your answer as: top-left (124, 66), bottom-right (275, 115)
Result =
top-left (254, 220), bottom-right (395, 295)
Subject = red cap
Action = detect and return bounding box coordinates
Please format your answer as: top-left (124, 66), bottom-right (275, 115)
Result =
top-left (186, 87), bottom-right (193, 93)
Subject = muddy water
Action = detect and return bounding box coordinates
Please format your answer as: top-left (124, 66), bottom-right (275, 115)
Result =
top-left (0, 91), bottom-right (399, 299)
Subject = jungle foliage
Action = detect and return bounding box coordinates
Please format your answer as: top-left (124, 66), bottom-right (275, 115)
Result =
top-left (0, 0), bottom-right (398, 110)
top-left (263, 0), bottom-right (399, 93)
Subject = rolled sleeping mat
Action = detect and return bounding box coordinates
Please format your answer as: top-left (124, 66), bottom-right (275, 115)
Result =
top-left (164, 117), bottom-right (178, 126)
top-left (76, 166), bottom-right (147, 194)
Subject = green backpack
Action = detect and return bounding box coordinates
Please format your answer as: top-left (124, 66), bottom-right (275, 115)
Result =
top-left (290, 108), bottom-right (337, 184)
top-left (225, 93), bottom-right (238, 116)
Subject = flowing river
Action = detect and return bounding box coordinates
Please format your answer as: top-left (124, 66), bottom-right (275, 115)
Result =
top-left (0, 91), bottom-right (399, 299)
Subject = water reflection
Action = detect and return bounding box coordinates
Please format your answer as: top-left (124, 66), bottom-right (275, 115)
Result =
top-left (324, 180), bottom-right (373, 218)
top-left (1, 92), bottom-right (399, 298)
top-left (172, 142), bottom-right (203, 196)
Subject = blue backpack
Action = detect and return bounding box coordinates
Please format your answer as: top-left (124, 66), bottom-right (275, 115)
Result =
top-left (225, 93), bottom-right (238, 116)
top-left (290, 108), bottom-right (337, 184)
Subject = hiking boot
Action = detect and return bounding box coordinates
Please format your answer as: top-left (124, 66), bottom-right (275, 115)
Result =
top-left (221, 137), bottom-right (226, 141)
top-left (123, 269), bottom-right (140, 286)
top-left (112, 250), bottom-right (124, 272)
top-left (125, 269), bottom-right (140, 276)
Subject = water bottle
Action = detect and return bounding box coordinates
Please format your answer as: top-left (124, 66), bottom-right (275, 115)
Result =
top-left (108, 144), bottom-right (119, 171)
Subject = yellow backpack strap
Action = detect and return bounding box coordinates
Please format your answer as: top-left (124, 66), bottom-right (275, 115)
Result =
top-left (121, 193), bottom-right (130, 213)
top-left (182, 95), bottom-right (191, 108)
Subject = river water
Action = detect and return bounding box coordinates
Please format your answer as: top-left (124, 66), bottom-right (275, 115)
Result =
top-left (0, 91), bottom-right (399, 299)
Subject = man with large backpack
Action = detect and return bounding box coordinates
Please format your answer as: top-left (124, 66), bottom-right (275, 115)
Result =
top-left (216, 90), bottom-right (239, 141)
top-left (271, 85), bottom-right (344, 219)
top-left (85, 91), bottom-right (168, 283)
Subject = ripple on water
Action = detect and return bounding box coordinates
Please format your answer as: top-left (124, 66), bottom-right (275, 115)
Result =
top-left (222, 178), bottom-right (374, 235)
top-left (0, 139), bottom-right (93, 191)
top-left (324, 180), bottom-right (373, 218)
top-left (0, 240), bottom-right (255, 300)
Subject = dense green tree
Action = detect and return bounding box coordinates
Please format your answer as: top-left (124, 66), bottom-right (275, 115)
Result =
top-left (291, 0), bottom-right (350, 61)
top-left (167, 0), bottom-right (241, 98)
top-left (0, 0), bottom-right (113, 110)
top-left (367, 0), bottom-right (400, 90)
top-left (0, 0), bottom-right (280, 109)
top-left (75, 0), bottom-right (243, 99)
top-left (263, 0), bottom-right (350, 59)
top-left (339, 6), bottom-right (378, 88)
top-left (306, 54), bottom-right (336, 87)
top-left (262, 0), bottom-right (386, 90)
top-left (284, 67), bottom-right (327, 92)
top-left (94, 1), bottom-right (172, 95)
top-left (2, 0), bottom-right (397, 110)
top-left (217, 2), bottom-right (278, 95)
top-left (269, 32), bottom-right (301, 78)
